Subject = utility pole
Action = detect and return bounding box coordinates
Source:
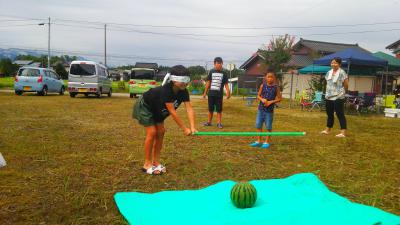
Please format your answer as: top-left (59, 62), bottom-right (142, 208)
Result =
top-left (47, 17), bottom-right (50, 68)
top-left (104, 24), bottom-right (107, 66)
top-left (38, 17), bottom-right (51, 68)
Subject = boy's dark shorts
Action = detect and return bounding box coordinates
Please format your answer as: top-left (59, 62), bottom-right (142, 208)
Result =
top-left (132, 96), bottom-right (156, 127)
top-left (208, 95), bottom-right (223, 113)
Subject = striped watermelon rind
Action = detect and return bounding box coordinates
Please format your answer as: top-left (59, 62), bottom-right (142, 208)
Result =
top-left (230, 182), bottom-right (257, 208)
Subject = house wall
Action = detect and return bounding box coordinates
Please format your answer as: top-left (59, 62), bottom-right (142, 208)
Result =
top-left (239, 58), bottom-right (267, 90)
top-left (281, 74), bottom-right (377, 98)
top-left (281, 73), bottom-right (314, 98)
top-left (348, 76), bottom-right (375, 93)
top-left (245, 58), bottom-right (267, 75)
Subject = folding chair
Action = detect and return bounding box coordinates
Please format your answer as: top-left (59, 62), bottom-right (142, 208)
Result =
top-left (345, 91), bottom-right (361, 113)
top-left (358, 93), bottom-right (376, 113)
top-left (300, 90), bottom-right (312, 111)
top-left (309, 91), bottom-right (324, 111)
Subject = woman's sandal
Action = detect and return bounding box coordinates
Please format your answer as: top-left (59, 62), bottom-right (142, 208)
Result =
top-left (320, 130), bottom-right (330, 135)
top-left (155, 164), bottom-right (166, 173)
top-left (141, 166), bottom-right (162, 175)
top-left (335, 133), bottom-right (346, 138)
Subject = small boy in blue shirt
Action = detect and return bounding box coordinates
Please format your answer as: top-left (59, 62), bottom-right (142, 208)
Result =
top-left (250, 70), bottom-right (282, 148)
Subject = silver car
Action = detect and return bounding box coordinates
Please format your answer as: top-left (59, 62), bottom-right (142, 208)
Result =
top-left (68, 61), bottom-right (112, 98)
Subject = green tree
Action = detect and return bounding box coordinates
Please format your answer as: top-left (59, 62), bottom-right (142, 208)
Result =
top-left (0, 58), bottom-right (19, 76)
top-left (188, 65), bottom-right (206, 80)
top-left (229, 68), bottom-right (244, 78)
top-left (15, 54), bottom-right (80, 68)
top-left (115, 65), bottom-right (135, 70)
top-left (54, 63), bottom-right (68, 79)
top-left (260, 34), bottom-right (295, 71)
top-left (259, 34), bottom-right (295, 89)
top-left (308, 75), bottom-right (326, 92)
top-left (158, 65), bottom-right (170, 71)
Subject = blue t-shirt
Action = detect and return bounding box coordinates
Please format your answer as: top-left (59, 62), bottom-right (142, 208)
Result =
top-left (258, 83), bottom-right (277, 113)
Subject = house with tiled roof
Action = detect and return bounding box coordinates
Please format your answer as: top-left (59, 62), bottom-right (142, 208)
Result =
top-left (386, 39), bottom-right (400, 58)
top-left (239, 39), bottom-right (376, 97)
top-left (288, 38), bottom-right (369, 68)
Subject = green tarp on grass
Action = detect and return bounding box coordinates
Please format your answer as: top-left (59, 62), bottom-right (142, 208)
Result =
top-left (114, 173), bottom-right (399, 225)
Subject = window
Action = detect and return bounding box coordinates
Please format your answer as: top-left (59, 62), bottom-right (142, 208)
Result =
top-left (100, 67), bottom-right (105, 77)
top-left (70, 64), bottom-right (96, 76)
top-left (131, 69), bottom-right (155, 80)
top-left (51, 71), bottom-right (59, 79)
top-left (44, 70), bottom-right (51, 77)
top-left (18, 68), bottom-right (40, 77)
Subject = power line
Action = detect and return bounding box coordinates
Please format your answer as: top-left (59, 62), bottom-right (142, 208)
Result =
top-left (0, 19), bottom-right (44, 22)
top-left (53, 22), bottom-right (400, 38)
top-left (0, 14), bottom-right (45, 21)
top-left (0, 23), bottom-right (45, 28)
top-left (53, 18), bottom-right (400, 30)
top-left (53, 23), bottom-right (260, 45)
top-left (2, 13), bottom-right (400, 30)
top-left (303, 28), bottom-right (400, 36)
top-left (2, 20), bottom-right (398, 39)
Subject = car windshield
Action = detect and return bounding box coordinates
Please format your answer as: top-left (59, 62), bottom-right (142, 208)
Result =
top-left (18, 68), bottom-right (40, 77)
top-left (70, 64), bottom-right (96, 76)
top-left (131, 70), bottom-right (155, 80)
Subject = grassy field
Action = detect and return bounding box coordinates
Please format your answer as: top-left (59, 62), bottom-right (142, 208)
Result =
top-left (0, 92), bottom-right (399, 224)
top-left (0, 77), bottom-right (14, 89)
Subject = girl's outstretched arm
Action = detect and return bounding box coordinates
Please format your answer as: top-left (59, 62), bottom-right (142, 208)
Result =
top-left (165, 103), bottom-right (191, 135)
top-left (184, 101), bottom-right (197, 133)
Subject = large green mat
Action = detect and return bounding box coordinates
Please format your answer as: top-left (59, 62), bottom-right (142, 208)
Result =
top-left (114, 173), bottom-right (399, 225)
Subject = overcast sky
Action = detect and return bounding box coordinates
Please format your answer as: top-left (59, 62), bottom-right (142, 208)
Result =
top-left (0, 0), bottom-right (399, 67)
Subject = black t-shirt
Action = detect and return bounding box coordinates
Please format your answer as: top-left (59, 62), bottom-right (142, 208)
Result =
top-left (143, 82), bottom-right (190, 122)
top-left (207, 69), bottom-right (228, 97)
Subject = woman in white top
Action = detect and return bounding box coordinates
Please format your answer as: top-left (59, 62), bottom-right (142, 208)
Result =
top-left (321, 57), bottom-right (349, 137)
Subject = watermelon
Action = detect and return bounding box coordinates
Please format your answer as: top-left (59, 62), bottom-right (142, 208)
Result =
top-left (230, 182), bottom-right (257, 208)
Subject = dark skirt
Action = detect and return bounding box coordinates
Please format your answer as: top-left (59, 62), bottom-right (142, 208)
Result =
top-left (132, 96), bottom-right (156, 127)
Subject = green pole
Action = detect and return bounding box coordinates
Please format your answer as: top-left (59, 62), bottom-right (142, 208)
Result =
top-left (193, 132), bottom-right (306, 136)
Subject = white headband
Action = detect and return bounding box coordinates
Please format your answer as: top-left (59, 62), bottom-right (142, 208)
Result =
top-left (162, 73), bottom-right (190, 86)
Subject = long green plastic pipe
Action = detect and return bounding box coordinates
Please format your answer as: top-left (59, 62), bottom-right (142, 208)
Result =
top-left (193, 132), bottom-right (306, 136)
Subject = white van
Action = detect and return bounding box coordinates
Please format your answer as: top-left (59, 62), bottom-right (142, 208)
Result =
top-left (68, 61), bottom-right (112, 98)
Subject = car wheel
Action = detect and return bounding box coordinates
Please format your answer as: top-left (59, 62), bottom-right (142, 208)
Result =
top-left (69, 93), bottom-right (76, 98)
top-left (15, 90), bottom-right (23, 95)
top-left (59, 86), bottom-right (65, 95)
top-left (40, 86), bottom-right (48, 96)
top-left (108, 88), bottom-right (112, 97)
